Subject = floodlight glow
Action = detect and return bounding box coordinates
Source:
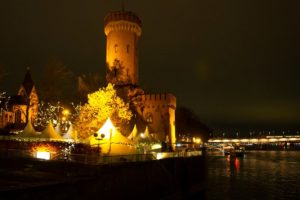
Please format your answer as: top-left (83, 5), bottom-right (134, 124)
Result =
top-left (156, 153), bottom-right (163, 160)
top-left (151, 143), bottom-right (162, 150)
top-left (97, 118), bottom-right (115, 139)
top-left (36, 151), bottom-right (50, 160)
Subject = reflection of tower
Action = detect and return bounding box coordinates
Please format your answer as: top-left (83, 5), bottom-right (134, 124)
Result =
top-left (104, 11), bottom-right (142, 86)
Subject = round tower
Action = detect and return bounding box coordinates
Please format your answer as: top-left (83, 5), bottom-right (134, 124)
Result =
top-left (104, 11), bottom-right (142, 86)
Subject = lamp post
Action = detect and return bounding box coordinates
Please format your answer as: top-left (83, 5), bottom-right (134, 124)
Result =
top-left (108, 128), bottom-right (113, 155)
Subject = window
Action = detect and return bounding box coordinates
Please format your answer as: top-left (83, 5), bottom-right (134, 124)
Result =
top-left (146, 113), bottom-right (153, 124)
top-left (15, 110), bottom-right (22, 124)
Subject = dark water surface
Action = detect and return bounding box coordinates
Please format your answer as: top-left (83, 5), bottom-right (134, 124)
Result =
top-left (206, 151), bottom-right (300, 200)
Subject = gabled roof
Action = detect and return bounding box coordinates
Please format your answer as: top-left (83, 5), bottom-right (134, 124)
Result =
top-left (22, 68), bottom-right (35, 96)
top-left (9, 95), bottom-right (28, 106)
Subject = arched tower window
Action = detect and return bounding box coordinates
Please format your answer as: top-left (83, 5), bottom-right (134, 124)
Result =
top-left (114, 44), bottom-right (118, 53)
top-left (146, 112), bottom-right (153, 124)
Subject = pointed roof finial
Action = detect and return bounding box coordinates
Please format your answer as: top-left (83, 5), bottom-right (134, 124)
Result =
top-left (22, 67), bottom-right (34, 95)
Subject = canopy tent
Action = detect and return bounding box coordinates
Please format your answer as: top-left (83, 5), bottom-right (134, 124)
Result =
top-left (54, 123), bottom-right (62, 135)
top-left (39, 121), bottom-right (63, 140)
top-left (90, 118), bottom-right (136, 155)
top-left (127, 124), bottom-right (138, 140)
top-left (134, 126), bottom-right (156, 143)
top-left (144, 126), bottom-right (150, 138)
top-left (19, 119), bottom-right (40, 138)
top-left (63, 124), bottom-right (77, 141)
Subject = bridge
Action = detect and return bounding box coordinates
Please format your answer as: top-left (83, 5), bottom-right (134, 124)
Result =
top-left (208, 135), bottom-right (300, 144)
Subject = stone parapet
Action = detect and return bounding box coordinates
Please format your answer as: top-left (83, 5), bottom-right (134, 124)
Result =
top-left (104, 11), bottom-right (142, 36)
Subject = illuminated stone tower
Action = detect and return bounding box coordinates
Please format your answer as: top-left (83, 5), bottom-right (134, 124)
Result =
top-left (104, 11), bottom-right (142, 86)
top-left (103, 10), bottom-right (176, 150)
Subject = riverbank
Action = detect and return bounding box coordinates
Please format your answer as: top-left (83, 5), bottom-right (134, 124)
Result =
top-left (0, 155), bottom-right (206, 199)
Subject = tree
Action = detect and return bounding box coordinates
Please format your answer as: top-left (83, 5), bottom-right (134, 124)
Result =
top-left (33, 101), bottom-right (63, 130)
top-left (74, 83), bottom-right (132, 139)
top-left (77, 72), bottom-right (103, 102)
top-left (38, 58), bottom-right (74, 103)
top-left (0, 92), bottom-right (8, 116)
top-left (176, 106), bottom-right (211, 142)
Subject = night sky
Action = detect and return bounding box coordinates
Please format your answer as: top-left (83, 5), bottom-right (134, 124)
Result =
top-left (0, 1), bottom-right (299, 134)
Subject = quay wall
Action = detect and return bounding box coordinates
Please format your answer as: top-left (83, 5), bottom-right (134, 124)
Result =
top-left (0, 156), bottom-right (206, 199)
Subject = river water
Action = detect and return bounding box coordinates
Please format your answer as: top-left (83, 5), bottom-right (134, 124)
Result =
top-left (206, 151), bottom-right (300, 200)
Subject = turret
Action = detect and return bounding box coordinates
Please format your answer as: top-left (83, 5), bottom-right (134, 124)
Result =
top-left (104, 11), bottom-right (142, 86)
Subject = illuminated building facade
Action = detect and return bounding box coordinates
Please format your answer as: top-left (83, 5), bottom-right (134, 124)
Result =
top-left (104, 11), bottom-right (176, 148)
top-left (0, 68), bottom-right (38, 129)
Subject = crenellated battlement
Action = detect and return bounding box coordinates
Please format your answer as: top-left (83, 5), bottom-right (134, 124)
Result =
top-left (104, 11), bottom-right (142, 36)
top-left (104, 11), bottom-right (142, 27)
top-left (138, 93), bottom-right (176, 109)
top-left (104, 21), bottom-right (142, 36)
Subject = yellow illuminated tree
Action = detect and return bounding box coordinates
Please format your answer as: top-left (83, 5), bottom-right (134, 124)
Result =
top-left (74, 83), bottom-right (132, 139)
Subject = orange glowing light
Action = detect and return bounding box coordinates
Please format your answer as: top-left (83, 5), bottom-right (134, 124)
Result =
top-left (31, 144), bottom-right (57, 153)
top-left (235, 158), bottom-right (240, 172)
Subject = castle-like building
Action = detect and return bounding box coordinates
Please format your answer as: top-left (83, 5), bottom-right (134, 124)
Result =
top-left (0, 10), bottom-right (176, 148)
top-left (104, 11), bottom-right (176, 148)
top-left (0, 69), bottom-right (39, 130)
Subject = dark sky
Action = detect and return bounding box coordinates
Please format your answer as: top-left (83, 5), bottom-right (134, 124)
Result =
top-left (0, 0), bottom-right (299, 134)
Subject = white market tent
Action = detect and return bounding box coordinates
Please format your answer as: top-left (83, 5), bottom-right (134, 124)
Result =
top-left (134, 126), bottom-right (156, 143)
top-left (127, 124), bottom-right (138, 140)
top-left (63, 124), bottom-right (77, 141)
top-left (90, 118), bottom-right (136, 155)
top-left (55, 123), bottom-right (62, 135)
top-left (39, 121), bottom-right (63, 140)
top-left (19, 119), bottom-right (40, 138)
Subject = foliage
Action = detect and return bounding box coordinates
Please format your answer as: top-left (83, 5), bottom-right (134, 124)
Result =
top-left (77, 72), bottom-right (103, 102)
top-left (34, 101), bottom-right (62, 128)
top-left (0, 92), bottom-right (9, 112)
top-left (34, 101), bottom-right (75, 132)
top-left (0, 92), bottom-right (7, 104)
top-left (38, 58), bottom-right (74, 102)
top-left (74, 83), bottom-right (132, 139)
top-left (176, 106), bottom-right (211, 141)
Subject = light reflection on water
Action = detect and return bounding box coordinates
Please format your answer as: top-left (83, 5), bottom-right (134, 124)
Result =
top-left (206, 151), bottom-right (300, 200)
